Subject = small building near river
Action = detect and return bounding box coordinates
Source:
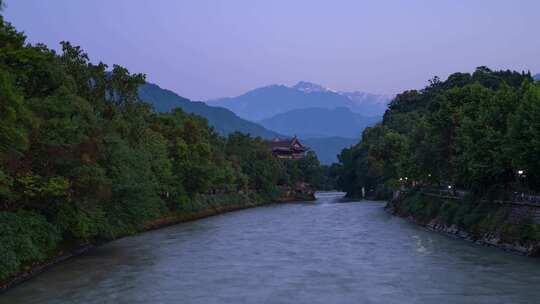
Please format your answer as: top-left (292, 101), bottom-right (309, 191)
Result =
top-left (267, 136), bottom-right (308, 160)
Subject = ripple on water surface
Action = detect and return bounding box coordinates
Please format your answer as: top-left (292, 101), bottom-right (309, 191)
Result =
top-left (2, 192), bottom-right (540, 304)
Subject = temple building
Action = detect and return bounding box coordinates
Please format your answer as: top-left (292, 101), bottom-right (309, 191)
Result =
top-left (267, 137), bottom-right (308, 160)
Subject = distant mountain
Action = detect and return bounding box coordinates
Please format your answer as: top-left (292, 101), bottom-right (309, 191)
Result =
top-left (293, 81), bottom-right (330, 93)
top-left (138, 82), bottom-right (384, 164)
top-left (259, 107), bottom-right (380, 138)
top-left (339, 91), bottom-right (390, 116)
top-left (534, 73), bottom-right (540, 81)
top-left (207, 81), bottom-right (392, 121)
top-left (138, 83), bottom-right (281, 139)
top-left (303, 137), bottom-right (358, 164)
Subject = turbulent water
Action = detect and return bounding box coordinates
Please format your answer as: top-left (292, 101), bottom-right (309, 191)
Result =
top-left (3, 192), bottom-right (540, 304)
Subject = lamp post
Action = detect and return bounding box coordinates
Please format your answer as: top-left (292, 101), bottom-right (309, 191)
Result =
top-left (517, 169), bottom-right (526, 193)
top-left (448, 184), bottom-right (455, 196)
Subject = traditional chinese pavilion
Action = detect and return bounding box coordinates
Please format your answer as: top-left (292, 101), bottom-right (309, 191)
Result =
top-left (267, 137), bottom-right (308, 160)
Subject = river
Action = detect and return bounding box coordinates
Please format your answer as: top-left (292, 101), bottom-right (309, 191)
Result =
top-left (2, 192), bottom-right (540, 304)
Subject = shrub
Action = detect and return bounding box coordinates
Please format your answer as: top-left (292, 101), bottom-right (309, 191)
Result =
top-left (0, 211), bottom-right (61, 281)
top-left (439, 201), bottom-right (459, 225)
top-left (518, 218), bottom-right (540, 241)
top-left (54, 201), bottom-right (108, 242)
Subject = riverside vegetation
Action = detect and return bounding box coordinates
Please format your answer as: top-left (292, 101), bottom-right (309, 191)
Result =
top-left (0, 12), bottom-right (328, 284)
top-left (335, 66), bottom-right (540, 252)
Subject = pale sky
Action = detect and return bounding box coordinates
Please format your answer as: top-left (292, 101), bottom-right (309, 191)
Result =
top-left (4, 0), bottom-right (539, 100)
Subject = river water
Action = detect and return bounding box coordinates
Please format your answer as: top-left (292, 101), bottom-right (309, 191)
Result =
top-left (3, 192), bottom-right (540, 304)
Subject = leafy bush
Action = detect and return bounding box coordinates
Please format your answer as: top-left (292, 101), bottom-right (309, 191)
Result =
top-left (478, 206), bottom-right (509, 233)
top-left (54, 201), bottom-right (108, 241)
top-left (0, 211), bottom-right (61, 281)
top-left (517, 218), bottom-right (540, 241)
top-left (438, 201), bottom-right (459, 225)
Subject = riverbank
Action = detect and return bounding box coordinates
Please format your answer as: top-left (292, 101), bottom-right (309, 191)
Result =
top-left (0, 191), bottom-right (314, 293)
top-left (386, 190), bottom-right (540, 257)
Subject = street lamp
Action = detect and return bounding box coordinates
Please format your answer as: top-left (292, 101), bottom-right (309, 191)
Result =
top-left (517, 170), bottom-right (526, 191)
top-left (447, 184), bottom-right (454, 196)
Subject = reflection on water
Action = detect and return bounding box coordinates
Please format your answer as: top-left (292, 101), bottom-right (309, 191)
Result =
top-left (2, 192), bottom-right (540, 304)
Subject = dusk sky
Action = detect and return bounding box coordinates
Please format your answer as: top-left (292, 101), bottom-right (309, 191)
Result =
top-left (4, 0), bottom-right (539, 100)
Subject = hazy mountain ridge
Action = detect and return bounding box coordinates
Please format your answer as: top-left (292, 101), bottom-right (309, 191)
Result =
top-left (293, 81), bottom-right (334, 93)
top-left (339, 91), bottom-right (390, 115)
top-left (206, 81), bottom-right (389, 164)
top-left (303, 137), bottom-right (358, 164)
top-left (138, 83), bottom-right (281, 139)
top-left (207, 81), bottom-right (392, 121)
top-left (259, 107), bottom-right (380, 139)
top-left (534, 73), bottom-right (540, 80)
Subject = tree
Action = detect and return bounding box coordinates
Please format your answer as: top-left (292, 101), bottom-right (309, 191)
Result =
top-left (508, 82), bottom-right (540, 189)
top-left (0, 70), bottom-right (29, 159)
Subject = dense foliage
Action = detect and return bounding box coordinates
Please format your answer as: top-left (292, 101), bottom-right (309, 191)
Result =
top-left (336, 67), bottom-right (539, 198)
top-left (0, 14), bottom-right (321, 281)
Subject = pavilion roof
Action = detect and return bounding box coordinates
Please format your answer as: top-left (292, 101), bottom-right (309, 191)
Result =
top-left (267, 137), bottom-right (308, 150)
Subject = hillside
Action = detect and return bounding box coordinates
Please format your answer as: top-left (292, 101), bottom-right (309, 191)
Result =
top-left (259, 107), bottom-right (380, 138)
top-left (207, 81), bottom-right (391, 121)
top-left (138, 83), bottom-right (280, 139)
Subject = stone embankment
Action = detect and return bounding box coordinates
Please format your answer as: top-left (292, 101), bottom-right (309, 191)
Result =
top-left (421, 218), bottom-right (540, 256)
top-left (387, 190), bottom-right (540, 257)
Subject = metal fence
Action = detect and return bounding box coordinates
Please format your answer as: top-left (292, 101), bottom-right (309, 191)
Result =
top-left (511, 192), bottom-right (540, 205)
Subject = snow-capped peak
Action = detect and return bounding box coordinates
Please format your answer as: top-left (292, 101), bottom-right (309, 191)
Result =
top-left (291, 81), bottom-right (392, 105)
top-left (292, 81), bottom-right (331, 93)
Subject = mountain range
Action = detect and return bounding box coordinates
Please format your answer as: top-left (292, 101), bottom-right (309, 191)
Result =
top-left (207, 81), bottom-right (391, 121)
top-left (139, 81), bottom-right (389, 164)
top-left (534, 73), bottom-right (540, 81)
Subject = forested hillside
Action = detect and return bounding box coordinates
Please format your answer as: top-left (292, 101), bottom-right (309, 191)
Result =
top-left (0, 14), bottom-right (323, 283)
top-left (337, 67), bottom-right (538, 199)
